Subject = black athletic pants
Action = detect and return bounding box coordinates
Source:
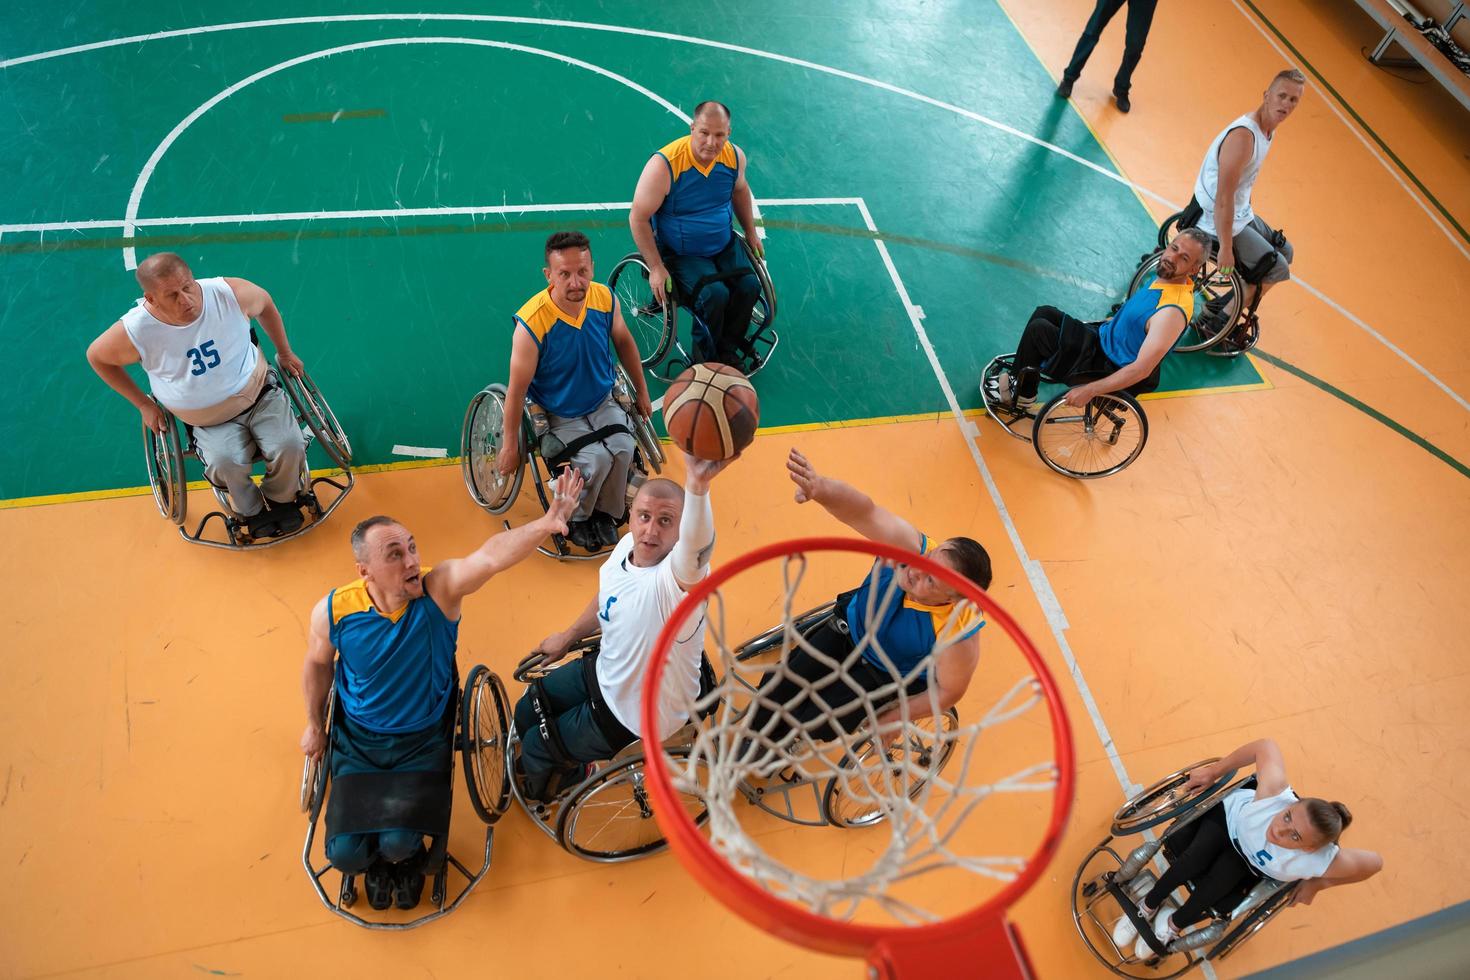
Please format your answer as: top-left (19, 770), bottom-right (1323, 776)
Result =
top-left (1062, 0), bottom-right (1160, 94)
top-left (1143, 804), bottom-right (1257, 928)
top-left (1013, 305), bottom-right (1139, 400)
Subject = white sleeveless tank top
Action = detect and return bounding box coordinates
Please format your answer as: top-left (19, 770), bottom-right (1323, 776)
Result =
top-left (1223, 785), bottom-right (1339, 883)
top-left (1193, 113), bottom-right (1272, 239)
top-left (121, 277), bottom-right (260, 413)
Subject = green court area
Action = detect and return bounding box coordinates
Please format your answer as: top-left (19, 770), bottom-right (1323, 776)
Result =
top-left (0, 3), bottom-right (1261, 503)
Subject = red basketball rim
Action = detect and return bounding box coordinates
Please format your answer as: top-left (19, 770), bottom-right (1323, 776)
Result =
top-left (640, 536), bottom-right (1076, 961)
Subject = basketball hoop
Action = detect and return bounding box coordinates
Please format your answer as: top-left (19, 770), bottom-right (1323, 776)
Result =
top-left (641, 537), bottom-right (1075, 979)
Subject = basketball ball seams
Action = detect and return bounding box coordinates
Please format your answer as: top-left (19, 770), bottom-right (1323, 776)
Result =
top-left (661, 361), bottom-right (760, 461)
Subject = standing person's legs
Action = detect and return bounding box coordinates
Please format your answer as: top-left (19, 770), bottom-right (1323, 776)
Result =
top-left (1113, 0), bottom-right (1159, 95)
top-left (661, 249), bottom-right (721, 361)
top-left (711, 235), bottom-right (761, 361)
top-left (191, 415), bottom-right (267, 518)
top-left (1062, 0), bottom-right (1127, 84)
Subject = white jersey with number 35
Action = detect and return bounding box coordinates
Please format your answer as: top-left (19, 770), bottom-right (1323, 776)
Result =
top-left (121, 276), bottom-right (258, 412)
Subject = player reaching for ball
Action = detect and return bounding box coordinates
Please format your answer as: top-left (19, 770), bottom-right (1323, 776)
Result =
top-left (511, 449), bottom-right (738, 802)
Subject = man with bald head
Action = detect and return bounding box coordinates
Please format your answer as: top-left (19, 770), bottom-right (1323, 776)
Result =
top-left (513, 450), bottom-right (737, 802)
top-left (630, 100), bottom-right (763, 367)
top-left (298, 468), bottom-right (582, 910)
top-left (86, 253), bottom-right (309, 538)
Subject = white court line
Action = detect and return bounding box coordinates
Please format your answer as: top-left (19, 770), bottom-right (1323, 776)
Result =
top-left (1227, 0), bottom-right (1470, 265)
top-left (391, 444), bottom-right (447, 458)
top-left (854, 197), bottom-right (1139, 796)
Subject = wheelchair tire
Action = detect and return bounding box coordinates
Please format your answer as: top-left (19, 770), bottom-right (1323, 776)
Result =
top-left (1110, 758), bottom-right (1237, 835)
top-left (513, 635), bottom-right (601, 685)
top-left (613, 364), bottom-right (664, 474)
top-left (144, 402), bottom-right (188, 525)
top-left (1208, 881), bottom-right (1297, 961)
top-left (821, 707), bottom-right (959, 828)
top-left (1033, 390), bottom-right (1148, 479)
top-left (609, 254), bottom-right (675, 366)
top-left (555, 746), bottom-right (710, 862)
top-left (734, 602), bottom-right (837, 665)
top-left (738, 231), bottom-right (777, 332)
top-left (279, 362), bottom-right (352, 469)
top-left (460, 384), bottom-right (525, 515)
top-left (303, 689), bottom-right (336, 821)
top-left (1155, 209), bottom-right (1187, 251)
top-left (461, 664), bottom-right (513, 824)
top-left (1127, 250), bottom-right (1244, 354)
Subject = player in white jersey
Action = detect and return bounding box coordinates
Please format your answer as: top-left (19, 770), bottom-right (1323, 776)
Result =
top-left (86, 253), bottom-right (310, 538)
top-left (1190, 69), bottom-right (1305, 344)
top-left (512, 450), bottom-right (735, 802)
top-left (1110, 738), bottom-right (1382, 959)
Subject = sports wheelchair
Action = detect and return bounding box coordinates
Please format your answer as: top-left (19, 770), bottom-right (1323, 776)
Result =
top-left (728, 601), bottom-right (960, 828)
top-left (144, 357), bottom-right (354, 549)
top-left (1126, 201), bottom-right (1270, 358)
top-left (1072, 760), bottom-right (1299, 977)
top-left (607, 231), bottom-right (778, 382)
top-left (460, 364), bottom-right (664, 561)
top-left (506, 636), bottom-right (715, 861)
top-left (979, 354), bottom-right (1149, 479)
top-left (299, 664), bottom-right (512, 929)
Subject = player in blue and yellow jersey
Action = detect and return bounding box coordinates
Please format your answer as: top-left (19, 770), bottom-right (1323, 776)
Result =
top-left (630, 100), bottom-right (763, 366)
top-left (742, 449), bottom-right (993, 747)
top-left (298, 469), bottom-right (581, 911)
top-left (498, 231), bottom-right (654, 553)
top-left (994, 228), bottom-right (1209, 409)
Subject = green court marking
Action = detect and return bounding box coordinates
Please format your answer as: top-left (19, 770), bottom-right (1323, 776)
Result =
top-left (282, 108), bottom-right (386, 123)
top-left (1252, 348), bottom-right (1469, 479)
top-left (1238, 0), bottom-right (1470, 247)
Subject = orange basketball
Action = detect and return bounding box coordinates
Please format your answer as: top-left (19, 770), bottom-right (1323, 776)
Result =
top-left (662, 362), bottom-right (760, 461)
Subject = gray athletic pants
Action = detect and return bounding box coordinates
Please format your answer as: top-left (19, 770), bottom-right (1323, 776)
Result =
top-left (1229, 215), bottom-right (1294, 287)
top-left (191, 381), bottom-right (307, 517)
top-left (547, 392), bottom-right (636, 521)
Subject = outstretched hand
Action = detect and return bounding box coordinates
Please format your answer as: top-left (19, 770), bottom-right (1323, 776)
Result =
top-left (683, 450), bottom-right (737, 491)
top-left (786, 447), bottom-right (823, 504)
top-left (544, 467), bottom-right (584, 534)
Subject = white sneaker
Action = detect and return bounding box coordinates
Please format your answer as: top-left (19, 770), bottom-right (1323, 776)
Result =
top-left (994, 372), bottom-right (1036, 409)
top-left (1110, 912), bottom-right (1140, 948)
top-left (1134, 902), bottom-right (1178, 960)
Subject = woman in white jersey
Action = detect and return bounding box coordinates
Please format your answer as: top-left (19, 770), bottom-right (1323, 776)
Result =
top-left (1112, 738), bottom-right (1383, 958)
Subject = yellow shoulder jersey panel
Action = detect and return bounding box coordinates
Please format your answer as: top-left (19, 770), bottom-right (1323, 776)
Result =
top-left (1156, 281), bottom-right (1196, 321)
top-left (585, 282), bottom-right (613, 314)
top-left (514, 289), bottom-right (561, 342)
top-left (658, 136), bottom-right (695, 181)
top-left (330, 566), bottom-right (434, 625)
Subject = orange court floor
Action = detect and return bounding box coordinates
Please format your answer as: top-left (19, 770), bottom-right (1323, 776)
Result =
top-left (3, 1), bottom-right (1470, 978)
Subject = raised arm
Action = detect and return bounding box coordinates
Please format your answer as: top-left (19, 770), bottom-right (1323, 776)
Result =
top-left (610, 298), bottom-right (653, 418)
top-left (224, 276), bottom-right (302, 377)
top-left (670, 452), bottom-right (735, 592)
top-left (86, 320), bottom-right (169, 433)
top-left (1211, 128), bottom-right (1253, 275)
top-left (426, 467), bottom-right (584, 620)
top-left (299, 596), bottom-right (335, 759)
top-left (1185, 738), bottom-right (1289, 798)
top-left (731, 146), bottom-right (761, 255)
top-left (1063, 307), bottom-right (1185, 406)
top-left (498, 326), bottom-right (540, 477)
top-left (629, 154), bottom-right (673, 305)
top-left (785, 447), bottom-right (922, 553)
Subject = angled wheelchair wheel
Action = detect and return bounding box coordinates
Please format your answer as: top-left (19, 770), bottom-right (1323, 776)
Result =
top-left (301, 689), bottom-right (336, 820)
top-left (460, 384), bottom-right (525, 515)
top-left (1111, 758), bottom-right (1236, 835)
top-left (1127, 250), bottom-right (1244, 354)
top-left (143, 402), bottom-right (188, 525)
top-left (460, 665), bottom-right (513, 824)
top-left (1155, 209), bottom-right (1188, 250)
top-left (613, 364), bottom-right (664, 474)
top-left (738, 231), bottom-right (777, 331)
top-left (609, 253), bottom-right (675, 366)
top-left (1033, 390), bottom-right (1148, 479)
top-left (513, 636), bottom-right (601, 684)
top-left (822, 708), bottom-right (959, 828)
top-left (279, 363), bottom-right (352, 469)
top-left (1209, 882), bottom-right (1297, 962)
top-left (555, 746), bottom-right (710, 862)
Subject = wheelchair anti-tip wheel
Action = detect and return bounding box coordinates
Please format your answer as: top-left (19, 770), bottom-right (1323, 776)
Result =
top-left (554, 745), bottom-right (710, 862)
top-left (461, 383), bottom-right (526, 515)
top-left (461, 665), bottom-right (513, 824)
top-left (821, 707), bottom-right (959, 828)
top-left (143, 400), bottom-right (187, 525)
top-left (1127, 250), bottom-right (1245, 354)
top-left (279, 361), bottom-right (352, 469)
top-left (1110, 758), bottom-right (1237, 835)
top-left (1032, 390), bottom-right (1148, 479)
top-left (608, 254), bottom-right (676, 367)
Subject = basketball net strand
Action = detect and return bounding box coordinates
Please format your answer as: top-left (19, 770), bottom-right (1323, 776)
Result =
top-left (662, 552), bottom-right (1058, 926)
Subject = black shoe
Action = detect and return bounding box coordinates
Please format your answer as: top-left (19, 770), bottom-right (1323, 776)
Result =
top-left (393, 869), bottom-right (426, 910)
top-left (244, 508), bottom-right (281, 539)
top-left (591, 511), bottom-right (620, 549)
top-left (268, 499), bottom-right (305, 534)
top-left (565, 520), bottom-right (598, 552)
top-left (364, 863), bottom-right (394, 911)
top-left (1113, 89), bottom-right (1131, 113)
top-left (1056, 77), bottom-right (1074, 99)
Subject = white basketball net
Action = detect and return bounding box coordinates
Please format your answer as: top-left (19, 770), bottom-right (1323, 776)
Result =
top-left (664, 551), bottom-right (1059, 926)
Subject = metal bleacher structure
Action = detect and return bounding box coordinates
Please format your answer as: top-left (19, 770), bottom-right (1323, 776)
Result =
top-left (1353, 0), bottom-right (1470, 112)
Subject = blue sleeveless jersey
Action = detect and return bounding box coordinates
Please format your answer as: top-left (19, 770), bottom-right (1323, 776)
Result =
top-left (329, 571), bottom-right (459, 734)
top-left (845, 534), bottom-right (985, 677)
top-left (515, 282), bottom-right (616, 418)
top-left (651, 136), bottom-right (739, 258)
top-left (1099, 280), bottom-right (1195, 367)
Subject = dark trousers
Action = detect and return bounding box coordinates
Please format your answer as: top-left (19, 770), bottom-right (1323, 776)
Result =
top-left (513, 659), bottom-right (636, 801)
top-left (326, 829), bottom-right (425, 874)
top-left (1063, 0), bottom-right (1160, 93)
top-left (744, 619), bottom-right (924, 747)
top-left (661, 233), bottom-right (761, 361)
top-left (1013, 306), bottom-right (1130, 399)
top-left (1144, 804), bottom-right (1256, 928)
